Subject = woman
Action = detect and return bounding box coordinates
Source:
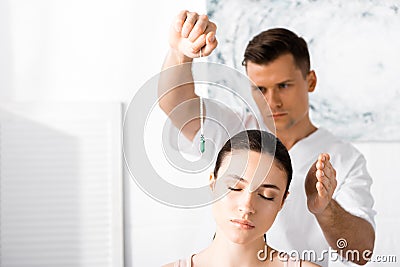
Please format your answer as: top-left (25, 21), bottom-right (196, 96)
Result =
top-left (164, 130), bottom-right (320, 267)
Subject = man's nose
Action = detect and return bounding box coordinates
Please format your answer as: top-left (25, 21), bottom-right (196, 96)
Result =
top-left (265, 88), bottom-right (282, 108)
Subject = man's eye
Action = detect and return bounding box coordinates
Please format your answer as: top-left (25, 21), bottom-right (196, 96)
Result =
top-left (255, 86), bottom-right (266, 93)
top-left (228, 187), bottom-right (242, 191)
top-left (278, 83), bottom-right (289, 89)
top-left (259, 194), bottom-right (274, 201)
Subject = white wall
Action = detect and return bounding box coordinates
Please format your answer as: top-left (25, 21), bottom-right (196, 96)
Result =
top-left (0, 0), bottom-right (206, 266)
top-left (0, 0), bottom-right (205, 103)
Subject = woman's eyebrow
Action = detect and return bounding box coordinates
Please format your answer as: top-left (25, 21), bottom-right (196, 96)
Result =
top-left (259, 184), bottom-right (281, 190)
top-left (227, 174), bottom-right (281, 190)
top-left (227, 174), bottom-right (247, 183)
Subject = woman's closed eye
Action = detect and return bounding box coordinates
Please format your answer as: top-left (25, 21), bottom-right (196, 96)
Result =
top-left (259, 194), bottom-right (274, 201)
top-left (228, 186), bottom-right (275, 201)
top-left (259, 190), bottom-right (276, 201)
top-left (228, 186), bottom-right (242, 191)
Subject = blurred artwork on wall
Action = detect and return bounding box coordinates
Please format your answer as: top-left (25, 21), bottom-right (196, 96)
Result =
top-left (207, 0), bottom-right (400, 141)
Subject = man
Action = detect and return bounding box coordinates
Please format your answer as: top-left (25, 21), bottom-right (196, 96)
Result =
top-left (158, 10), bottom-right (375, 265)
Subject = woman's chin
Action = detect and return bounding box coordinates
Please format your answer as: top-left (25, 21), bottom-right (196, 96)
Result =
top-left (227, 233), bottom-right (257, 245)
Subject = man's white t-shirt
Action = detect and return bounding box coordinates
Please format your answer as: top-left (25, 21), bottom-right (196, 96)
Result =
top-left (172, 99), bottom-right (376, 266)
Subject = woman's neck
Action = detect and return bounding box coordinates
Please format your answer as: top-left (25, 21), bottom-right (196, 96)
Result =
top-left (195, 233), bottom-right (269, 267)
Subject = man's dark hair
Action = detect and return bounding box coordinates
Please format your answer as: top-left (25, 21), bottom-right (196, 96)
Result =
top-left (242, 28), bottom-right (310, 77)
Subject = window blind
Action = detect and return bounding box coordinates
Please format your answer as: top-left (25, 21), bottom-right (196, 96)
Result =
top-left (0, 102), bottom-right (123, 267)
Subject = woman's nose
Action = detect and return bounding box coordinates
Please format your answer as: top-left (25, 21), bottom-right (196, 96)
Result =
top-left (238, 192), bottom-right (256, 215)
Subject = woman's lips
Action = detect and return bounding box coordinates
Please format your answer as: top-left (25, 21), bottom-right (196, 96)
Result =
top-left (231, 219), bottom-right (255, 230)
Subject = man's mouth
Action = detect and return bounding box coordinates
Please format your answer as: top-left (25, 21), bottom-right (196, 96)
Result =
top-left (268, 112), bottom-right (288, 118)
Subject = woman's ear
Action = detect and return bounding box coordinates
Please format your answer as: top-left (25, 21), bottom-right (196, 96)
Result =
top-left (209, 172), bottom-right (216, 191)
top-left (279, 191), bottom-right (289, 211)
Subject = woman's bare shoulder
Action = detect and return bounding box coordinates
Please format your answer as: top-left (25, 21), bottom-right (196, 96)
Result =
top-left (161, 262), bottom-right (176, 267)
top-left (301, 260), bottom-right (321, 267)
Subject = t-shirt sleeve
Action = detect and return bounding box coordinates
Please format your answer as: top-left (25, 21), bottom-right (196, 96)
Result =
top-left (333, 154), bottom-right (376, 229)
top-left (166, 98), bottom-right (258, 157)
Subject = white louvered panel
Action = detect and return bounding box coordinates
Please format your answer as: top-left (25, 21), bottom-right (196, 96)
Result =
top-left (0, 103), bottom-right (123, 267)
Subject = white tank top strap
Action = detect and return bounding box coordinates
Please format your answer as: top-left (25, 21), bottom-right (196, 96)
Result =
top-left (291, 258), bottom-right (302, 267)
top-left (186, 254), bottom-right (194, 267)
top-left (283, 254), bottom-right (302, 267)
top-left (173, 259), bottom-right (182, 267)
top-left (173, 254), bottom-right (194, 267)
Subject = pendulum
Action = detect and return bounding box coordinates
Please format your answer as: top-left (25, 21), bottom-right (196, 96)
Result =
top-left (200, 93), bottom-right (205, 153)
top-left (199, 48), bottom-right (205, 154)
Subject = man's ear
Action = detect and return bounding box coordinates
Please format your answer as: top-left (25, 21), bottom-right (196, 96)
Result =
top-left (279, 191), bottom-right (290, 211)
top-left (209, 172), bottom-right (216, 191)
top-left (307, 70), bottom-right (317, 93)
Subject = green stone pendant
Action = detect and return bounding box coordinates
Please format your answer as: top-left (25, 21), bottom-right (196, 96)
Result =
top-left (200, 134), bottom-right (205, 153)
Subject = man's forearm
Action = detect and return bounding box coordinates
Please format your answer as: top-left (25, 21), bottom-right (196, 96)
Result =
top-left (315, 199), bottom-right (375, 265)
top-left (158, 49), bottom-right (200, 141)
top-left (159, 49), bottom-right (196, 111)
